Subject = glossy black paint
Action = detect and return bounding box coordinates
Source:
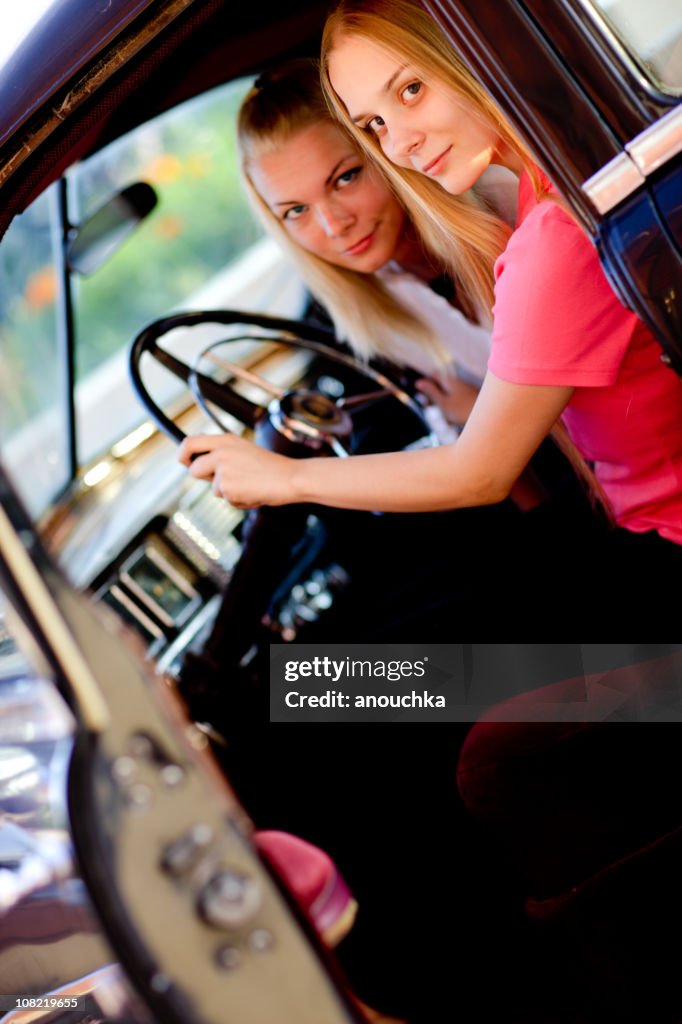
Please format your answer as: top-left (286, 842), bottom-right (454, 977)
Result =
top-left (425, 0), bottom-right (682, 363)
top-left (524, 0), bottom-right (680, 132)
top-left (423, 0), bottom-right (624, 232)
top-left (597, 190), bottom-right (682, 372)
top-left (653, 160), bottom-right (682, 264)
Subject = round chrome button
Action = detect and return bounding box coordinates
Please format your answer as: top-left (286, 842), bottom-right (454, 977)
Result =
top-left (198, 869), bottom-right (262, 929)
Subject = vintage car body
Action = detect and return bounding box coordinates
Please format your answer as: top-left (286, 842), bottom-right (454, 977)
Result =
top-left (0, 1), bottom-right (680, 1022)
top-left (427, 0), bottom-right (682, 365)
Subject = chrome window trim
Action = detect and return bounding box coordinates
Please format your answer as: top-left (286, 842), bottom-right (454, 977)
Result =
top-left (626, 103), bottom-right (682, 175)
top-left (582, 151), bottom-right (645, 215)
top-left (583, 103), bottom-right (682, 213)
top-left (572, 0), bottom-right (682, 99)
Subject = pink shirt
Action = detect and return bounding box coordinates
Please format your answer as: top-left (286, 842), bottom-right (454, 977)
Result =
top-left (488, 171), bottom-right (682, 544)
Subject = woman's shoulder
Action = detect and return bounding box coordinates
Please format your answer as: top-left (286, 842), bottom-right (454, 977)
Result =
top-left (490, 179), bottom-right (640, 384)
top-left (513, 182), bottom-right (579, 242)
top-left (496, 187), bottom-right (603, 293)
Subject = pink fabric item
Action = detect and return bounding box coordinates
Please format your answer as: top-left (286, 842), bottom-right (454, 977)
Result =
top-left (488, 171), bottom-right (682, 543)
top-left (254, 830), bottom-right (355, 942)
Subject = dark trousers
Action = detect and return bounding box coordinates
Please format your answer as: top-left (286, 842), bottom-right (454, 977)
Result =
top-left (457, 648), bottom-right (682, 1023)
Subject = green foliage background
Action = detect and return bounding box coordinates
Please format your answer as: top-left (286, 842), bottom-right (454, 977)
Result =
top-left (74, 78), bottom-right (262, 377)
top-left (0, 78), bottom-right (262, 437)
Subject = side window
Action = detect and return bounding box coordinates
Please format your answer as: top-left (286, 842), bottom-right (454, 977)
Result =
top-left (591, 0), bottom-right (682, 89)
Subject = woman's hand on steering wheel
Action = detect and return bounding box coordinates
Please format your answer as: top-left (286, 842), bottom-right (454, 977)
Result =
top-left (178, 433), bottom-right (297, 509)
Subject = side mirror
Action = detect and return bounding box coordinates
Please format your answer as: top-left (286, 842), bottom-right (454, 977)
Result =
top-left (67, 181), bottom-right (158, 276)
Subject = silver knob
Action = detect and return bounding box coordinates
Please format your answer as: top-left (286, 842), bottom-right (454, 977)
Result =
top-left (198, 869), bottom-right (262, 929)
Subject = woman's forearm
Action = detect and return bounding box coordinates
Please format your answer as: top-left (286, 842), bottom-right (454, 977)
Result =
top-left (291, 374), bottom-right (574, 513)
top-left (292, 444), bottom-right (506, 512)
top-left (179, 374), bottom-right (574, 513)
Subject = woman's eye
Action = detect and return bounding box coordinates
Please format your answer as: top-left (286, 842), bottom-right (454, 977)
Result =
top-left (283, 205), bottom-right (306, 221)
top-left (365, 115), bottom-right (386, 137)
top-left (401, 81), bottom-right (422, 102)
top-left (336, 167), bottom-right (362, 188)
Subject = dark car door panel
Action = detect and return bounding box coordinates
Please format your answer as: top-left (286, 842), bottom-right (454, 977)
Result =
top-left (425, 0), bottom-right (682, 365)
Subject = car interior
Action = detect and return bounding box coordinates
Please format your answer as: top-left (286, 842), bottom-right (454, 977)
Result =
top-left (1, 0), bottom-right (682, 1021)
top-left (1, 0), bottom-right (606, 703)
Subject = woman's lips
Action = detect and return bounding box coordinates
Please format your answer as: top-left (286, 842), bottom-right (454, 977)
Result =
top-left (422, 146), bottom-right (452, 176)
top-left (345, 228), bottom-right (377, 255)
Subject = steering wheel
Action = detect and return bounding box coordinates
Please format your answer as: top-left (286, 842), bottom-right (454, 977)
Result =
top-left (129, 310), bottom-right (439, 728)
top-left (129, 309), bottom-right (437, 455)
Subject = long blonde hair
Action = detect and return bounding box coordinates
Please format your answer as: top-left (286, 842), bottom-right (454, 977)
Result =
top-left (237, 58), bottom-right (449, 365)
top-left (320, 0), bottom-right (549, 322)
top-left (321, 0), bottom-right (610, 512)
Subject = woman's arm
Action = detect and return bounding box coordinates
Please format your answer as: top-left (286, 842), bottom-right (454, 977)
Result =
top-left (178, 372), bottom-right (574, 512)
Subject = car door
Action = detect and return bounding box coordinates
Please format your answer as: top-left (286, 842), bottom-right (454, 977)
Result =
top-left (424, 0), bottom-right (682, 369)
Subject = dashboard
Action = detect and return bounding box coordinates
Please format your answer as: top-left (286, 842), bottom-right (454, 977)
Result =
top-left (46, 337), bottom-right (368, 685)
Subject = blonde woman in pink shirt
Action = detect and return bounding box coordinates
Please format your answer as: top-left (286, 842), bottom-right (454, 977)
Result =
top-left (179, 0), bottom-right (682, 627)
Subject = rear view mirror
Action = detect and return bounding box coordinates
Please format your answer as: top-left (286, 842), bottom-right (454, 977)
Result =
top-left (67, 181), bottom-right (158, 276)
